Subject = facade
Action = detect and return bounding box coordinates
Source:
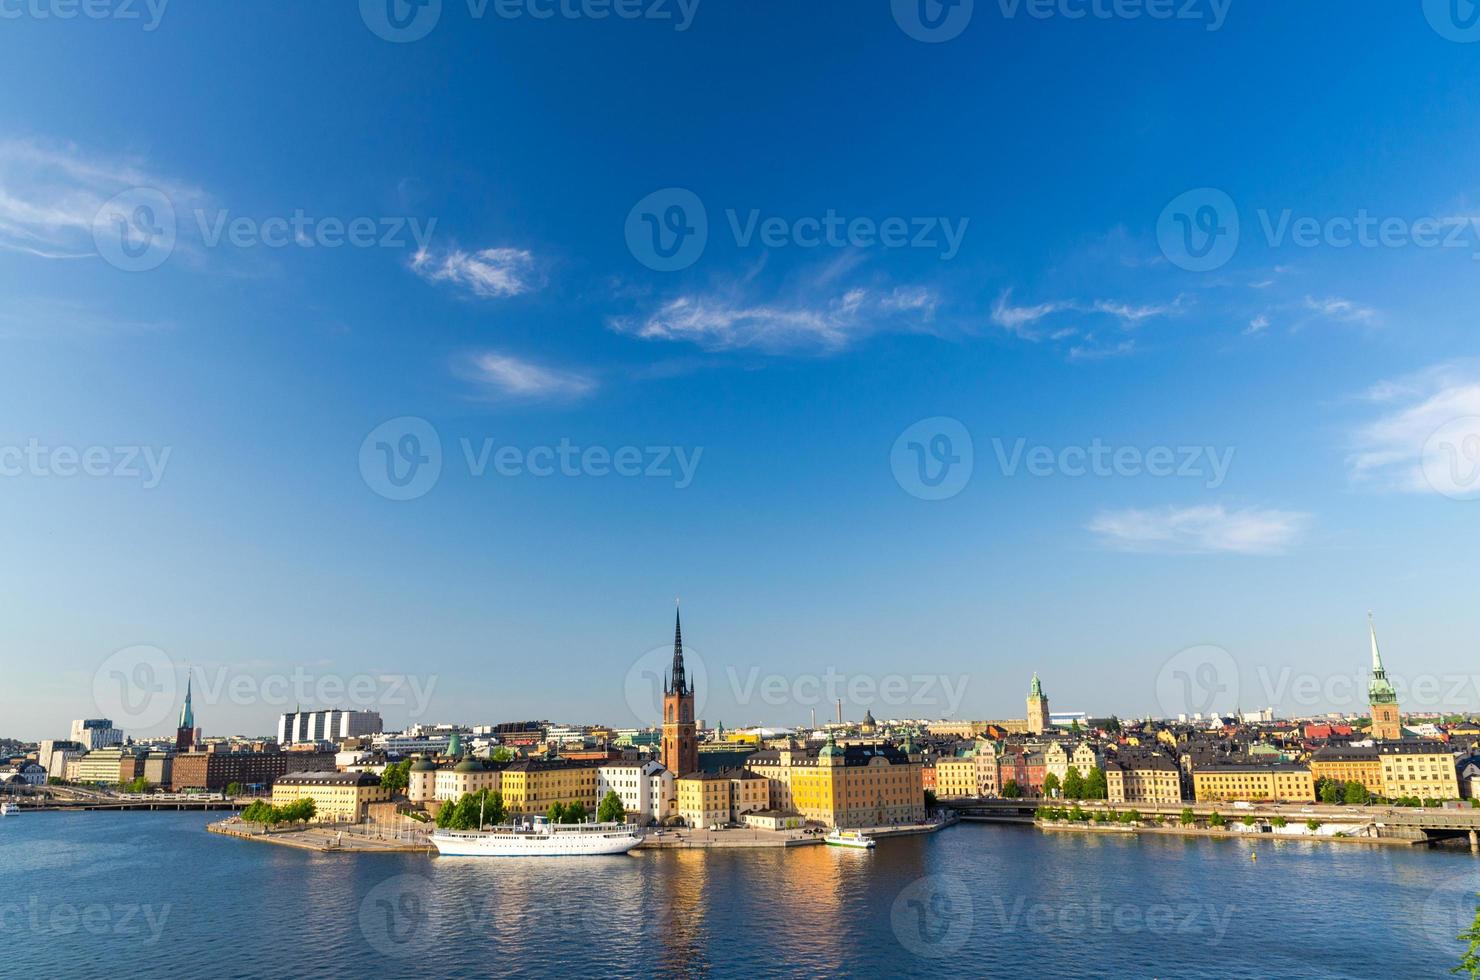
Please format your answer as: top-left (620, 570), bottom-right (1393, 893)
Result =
top-left (70, 719), bottom-right (123, 751)
top-left (277, 709), bottom-right (384, 746)
top-left (1376, 742), bottom-right (1461, 800)
top-left (499, 759), bottom-right (600, 816)
top-left (935, 750), bottom-right (979, 799)
top-left (433, 759), bottom-right (506, 803)
top-left (1044, 743), bottom-right (1071, 787)
top-left (597, 759), bottom-right (673, 823)
top-left (1105, 753), bottom-right (1183, 805)
top-left (1026, 674), bottom-right (1051, 735)
top-left (743, 809), bottom-right (804, 831)
top-left (1367, 614), bottom-right (1402, 741)
top-left (271, 770), bottom-right (390, 822)
top-left (72, 746), bottom-right (144, 785)
top-left (170, 748), bottom-right (336, 791)
top-left (973, 739), bottom-right (1000, 797)
top-left (1309, 746), bottom-right (1385, 795)
top-left (141, 752), bottom-right (173, 788)
top-left (661, 608), bottom-right (699, 778)
top-left (746, 736), bottom-right (925, 828)
top-left (676, 771), bottom-right (733, 828)
top-left (1191, 763), bottom-right (1315, 803)
top-left (1072, 743), bottom-right (1102, 774)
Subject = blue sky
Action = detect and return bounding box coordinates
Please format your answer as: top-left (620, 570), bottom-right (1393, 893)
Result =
top-left (3, 1), bottom-right (1480, 740)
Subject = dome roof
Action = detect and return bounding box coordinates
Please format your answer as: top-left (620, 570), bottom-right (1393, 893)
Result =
top-left (409, 758), bottom-right (436, 772)
top-left (453, 758), bottom-right (484, 773)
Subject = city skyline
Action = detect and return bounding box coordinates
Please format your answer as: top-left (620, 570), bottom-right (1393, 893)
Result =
top-left (4, 5), bottom-right (1480, 738)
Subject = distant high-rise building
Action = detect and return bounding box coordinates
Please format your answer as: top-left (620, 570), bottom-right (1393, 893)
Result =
top-left (1367, 613), bottom-right (1402, 740)
top-left (70, 718), bottom-right (122, 750)
top-left (1026, 674), bottom-right (1050, 735)
top-left (661, 605), bottom-right (698, 777)
top-left (277, 708), bottom-right (383, 745)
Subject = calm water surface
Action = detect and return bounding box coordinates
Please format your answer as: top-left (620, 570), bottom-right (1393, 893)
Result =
top-left (2, 812), bottom-right (1478, 978)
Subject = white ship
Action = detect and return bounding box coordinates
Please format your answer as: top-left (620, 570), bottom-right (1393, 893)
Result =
top-left (431, 818), bottom-right (644, 857)
top-left (824, 829), bottom-right (876, 849)
top-left (0, 802), bottom-right (15, 817)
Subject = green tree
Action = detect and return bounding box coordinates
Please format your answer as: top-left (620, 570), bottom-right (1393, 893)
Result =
top-left (1070, 719), bottom-right (1082, 735)
top-left (484, 790), bottom-right (507, 826)
top-left (564, 801), bottom-right (588, 823)
top-left (1209, 811), bottom-right (1227, 828)
top-left (1306, 818), bottom-right (1322, 831)
top-left (923, 789), bottom-right (938, 808)
top-left (1105, 716), bottom-right (1122, 735)
top-left (1042, 773), bottom-right (1061, 798)
top-left (1001, 780), bottom-right (1022, 799)
top-left (1083, 768), bottom-right (1108, 800)
top-left (225, 782), bottom-right (243, 797)
top-left (1453, 893), bottom-right (1480, 979)
top-left (1062, 768), bottom-right (1084, 800)
top-left (598, 790), bottom-right (626, 823)
top-left (1343, 780), bottom-right (1369, 805)
top-left (381, 761), bottom-right (412, 794)
top-left (1241, 815), bottom-right (1257, 826)
top-left (1320, 780), bottom-right (1341, 805)
top-left (119, 776), bottom-right (150, 794)
top-left (1180, 807), bottom-right (1196, 826)
top-left (491, 747), bottom-right (514, 762)
top-left (546, 802), bottom-right (567, 824)
top-left (1068, 804), bottom-right (1087, 822)
top-left (1271, 815), bottom-right (1287, 828)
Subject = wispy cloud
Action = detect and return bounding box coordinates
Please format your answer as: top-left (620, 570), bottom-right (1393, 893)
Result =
top-left (459, 350), bottom-right (595, 401)
top-left (1088, 504), bottom-right (1310, 555)
top-left (1303, 295), bottom-right (1379, 326)
top-left (1068, 339), bottom-right (1136, 361)
top-left (989, 289), bottom-right (1184, 341)
top-left (1348, 362), bottom-right (1480, 494)
top-left (411, 246), bottom-right (541, 299)
top-left (1245, 314), bottom-right (1270, 336)
top-left (0, 139), bottom-right (203, 260)
top-left (609, 267), bottom-right (940, 355)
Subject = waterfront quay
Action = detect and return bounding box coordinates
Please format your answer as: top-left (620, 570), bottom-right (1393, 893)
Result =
top-left (955, 797), bottom-right (1480, 848)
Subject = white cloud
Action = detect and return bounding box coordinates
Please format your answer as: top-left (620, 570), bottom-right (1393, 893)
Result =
top-left (610, 279), bottom-right (939, 355)
top-left (1348, 362), bottom-right (1480, 494)
top-left (411, 246), bottom-right (540, 299)
top-left (990, 289), bottom-right (1183, 340)
top-left (1088, 505), bottom-right (1310, 555)
top-left (0, 139), bottom-right (203, 260)
top-left (461, 350), bottom-right (595, 401)
top-left (1303, 295), bottom-right (1378, 325)
top-left (1068, 339), bottom-right (1135, 361)
top-left (1245, 314), bottom-right (1270, 335)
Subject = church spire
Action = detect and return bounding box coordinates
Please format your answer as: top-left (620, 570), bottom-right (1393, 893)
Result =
top-left (668, 599), bottom-right (687, 696)
top-left (1367, 611), bottom-right (1397, 706)
top-left (178, 671), bottom-right (194, 730)
top-left (1368, 610), bottom-right (1384, 674)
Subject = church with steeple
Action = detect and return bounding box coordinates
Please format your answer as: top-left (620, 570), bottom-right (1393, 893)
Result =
top-left (662, 604), bottom-right (699, 777)
top-left (1026, 673), bottom-right (1050, 734)
top-left (175, 673), bottom-right (197, 752)
top-left (1367, 612), bottom-right (1402, 741)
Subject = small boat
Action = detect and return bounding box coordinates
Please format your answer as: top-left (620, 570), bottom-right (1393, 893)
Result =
top-left (0, 801), bottom-right (15, 816)
top-left (431, 817), bottom-right (644, 857)
top-left (825, 829), bottom-right (876, 849)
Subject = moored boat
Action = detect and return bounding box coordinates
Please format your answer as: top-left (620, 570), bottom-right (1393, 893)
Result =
top-left (431, 818), bottom-right (643, 856)
top-left (824, 829), bottom-right (875, 849)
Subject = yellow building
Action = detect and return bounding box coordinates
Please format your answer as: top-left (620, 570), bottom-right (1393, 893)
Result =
top-left (1192, 764), bottom-right (1314, 803)
top-left (1105, 753), bottom-right (1183, 805)
top-left (271, 770), bottom-right (390, 822)
top-left (731, 770), bottom-right (768, 817)
top-left (499, 759), bottom-right (599, 816)
top-left (1308, 747), bottom-right (1384, 796)
top-left (676, 772), bottom-right (733, 827)
top-left (935, 752), bottom-right (979, 800)
top-left (1377, 742), bottom-right (1460, 800)
top-left (744, 734), bottom-right (925, 829)
top-left (433, 759), bottom-right (505, 802)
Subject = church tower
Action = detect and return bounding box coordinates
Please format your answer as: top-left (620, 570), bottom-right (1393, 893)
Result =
top-left (1026, 673), bottom-right (1050, 735)
top-left (175, 673), bottom-right (196, 752)
top-left (662, 604), bottom-right (699, 776)
top-left (1367, 612), bottom-right (1402, 741)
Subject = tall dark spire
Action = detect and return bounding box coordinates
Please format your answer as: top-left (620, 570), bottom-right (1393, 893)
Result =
top-left (669, 601), bottom-right (687, 695)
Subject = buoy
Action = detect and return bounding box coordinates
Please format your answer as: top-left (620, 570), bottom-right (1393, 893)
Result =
top-left (1250, 850), bottom-right (1257, 862)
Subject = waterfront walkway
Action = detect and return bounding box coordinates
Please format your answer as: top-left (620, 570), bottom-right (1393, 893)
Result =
top-left (208, 818), bottom-right (433, 853)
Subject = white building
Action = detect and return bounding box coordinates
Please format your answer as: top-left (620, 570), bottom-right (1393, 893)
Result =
top-left (278, 709), bottom-right (383, 745)
top-left (70, 719), bottom-right (123, 750)
top-left (597, 760), bottom-right (673, 824)
top-left (372, 732), bottom-right (454, 756)
top-left (0, 762), bottom-right (46, 787)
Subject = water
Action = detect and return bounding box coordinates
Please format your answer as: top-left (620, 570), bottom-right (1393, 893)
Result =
top-left (2, 812), bottom-right (1478, 978)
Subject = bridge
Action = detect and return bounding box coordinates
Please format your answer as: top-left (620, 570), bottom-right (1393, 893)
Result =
top-left (947, 798), bottom-right (1480, 849)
